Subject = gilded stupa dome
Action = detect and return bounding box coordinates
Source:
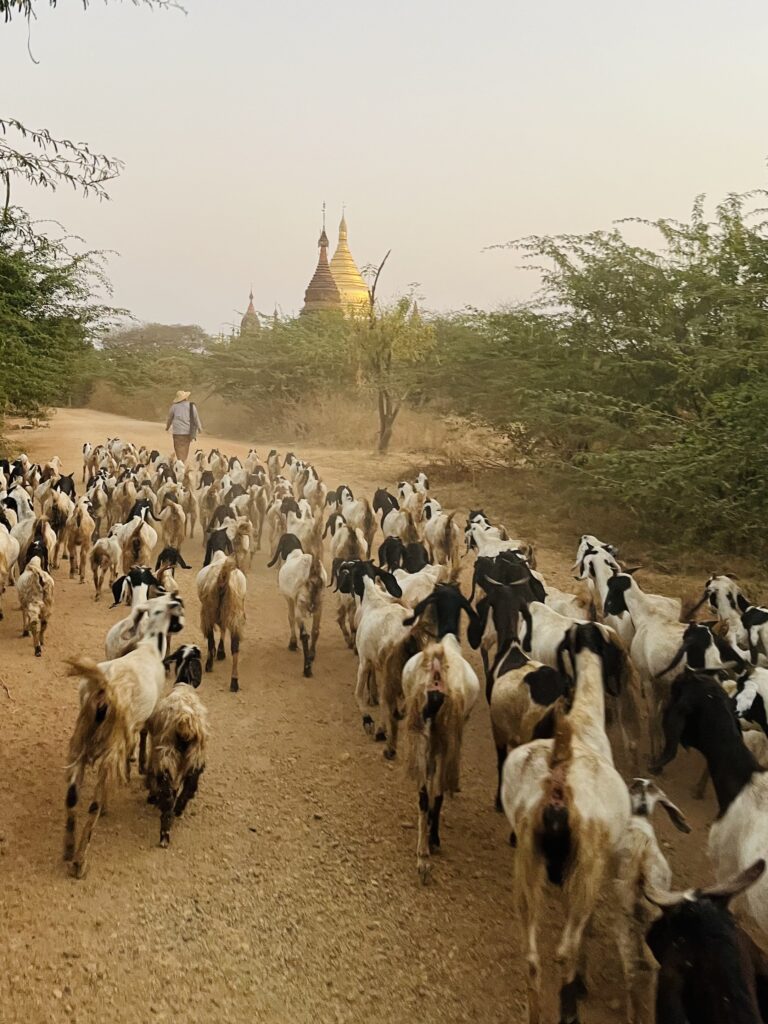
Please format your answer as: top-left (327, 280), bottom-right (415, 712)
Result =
top-left (329, 214), bottom-right (370, 314)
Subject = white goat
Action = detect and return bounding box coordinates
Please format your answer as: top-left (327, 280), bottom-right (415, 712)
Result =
top-left (16, 555), bottom-right (54, 656)
top-left (269, 534), bottom-right (327, 678)
top-left (501, 623), bottom-right (631, 1024)
top-left (64, 634), bottom-right (170, 878)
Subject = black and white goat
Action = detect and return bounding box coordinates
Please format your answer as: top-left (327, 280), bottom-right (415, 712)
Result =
top-left (652, 670), bottom-right (768, 935)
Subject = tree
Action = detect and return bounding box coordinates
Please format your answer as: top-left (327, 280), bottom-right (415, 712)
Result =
top-left (0, 205), bottom-right (123, 415)
top-left (351, 297), bottom-right (435, 453)
top-left (1, 0), bottom-right (180, 23)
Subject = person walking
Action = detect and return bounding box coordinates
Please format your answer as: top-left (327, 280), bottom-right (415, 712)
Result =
top-left (166, 390), bottom-right (202, 462)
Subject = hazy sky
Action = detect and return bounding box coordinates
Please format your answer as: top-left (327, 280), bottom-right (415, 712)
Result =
top-left (3, 0), bottom-right (768, 331)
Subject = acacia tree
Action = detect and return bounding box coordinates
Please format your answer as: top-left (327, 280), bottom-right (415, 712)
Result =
top-left (351, 296), bottom-right (435, 453)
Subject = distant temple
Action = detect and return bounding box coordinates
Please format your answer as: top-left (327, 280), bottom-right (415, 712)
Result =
top-left (240, 288), bottom-right (261, 335)
top-left (328, 213), bottom-right (370, 313)
top-left (301, 218), bottom-right (342, 315)
top-left (239, 207), bottom-right (372, 328)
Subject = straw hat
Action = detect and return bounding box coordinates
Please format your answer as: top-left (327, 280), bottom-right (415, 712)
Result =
top-left (173, 390), bottom-right (191, 403)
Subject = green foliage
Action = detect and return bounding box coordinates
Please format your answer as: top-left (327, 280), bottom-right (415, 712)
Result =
top-left (0, 205), bottom-right (122, 416)
top-left (470, 191), bottom-right (768, 550)
top-left (204, 313), bottom-right (353, 411)
top-left (349, 297), bottom-right (436, 451)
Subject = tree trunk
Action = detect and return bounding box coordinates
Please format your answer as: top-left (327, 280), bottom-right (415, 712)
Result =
top-left (377, 388), bottom-right (399, 453)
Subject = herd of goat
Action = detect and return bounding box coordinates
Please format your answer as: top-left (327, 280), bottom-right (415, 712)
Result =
top-left (2, 437), bottom-right (768, 1023)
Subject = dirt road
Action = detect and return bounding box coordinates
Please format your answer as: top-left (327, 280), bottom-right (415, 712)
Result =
top-left (0, 409), bottom-right (718, 1024)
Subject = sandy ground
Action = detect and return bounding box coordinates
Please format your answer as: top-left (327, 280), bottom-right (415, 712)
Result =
top-left (0, 408), bottom-right (724, 1024)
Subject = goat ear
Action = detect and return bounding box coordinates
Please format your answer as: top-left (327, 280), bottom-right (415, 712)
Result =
top-left (700, 859), bottom-right (766, 904)
top-left (658, 795), bottom-right (691, 834)
top-left (643, 883), bottom-right (694, 909)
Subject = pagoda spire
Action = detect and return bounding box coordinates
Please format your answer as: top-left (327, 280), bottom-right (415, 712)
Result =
top-left (329, 210), bottom-right (370, 314)
top-left (240, 284), bottom-right (261, 335)
top-left (301, 205), bottom-right (342, 315)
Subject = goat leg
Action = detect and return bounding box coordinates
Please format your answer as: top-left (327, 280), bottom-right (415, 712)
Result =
top-left (157, 770), bottom-right (175, 848)
top-left (230, 634), bottom-right (240, 692)
top-left (174, 767), bottom-right (203, 817)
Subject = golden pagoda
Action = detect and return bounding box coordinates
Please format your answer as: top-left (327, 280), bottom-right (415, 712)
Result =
top-left (329, 213), bottom-right (370, 314)
top-left (301, 211), bottom-right (342, 315)
top-left (240, 288), bottom-right (261, 335)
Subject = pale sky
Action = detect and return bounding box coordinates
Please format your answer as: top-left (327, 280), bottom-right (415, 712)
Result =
top-left (3, 0), bottom-right (767, 332)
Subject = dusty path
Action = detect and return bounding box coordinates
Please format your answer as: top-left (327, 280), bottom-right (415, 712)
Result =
top-left (1, 409), bottom-right (719, 1024)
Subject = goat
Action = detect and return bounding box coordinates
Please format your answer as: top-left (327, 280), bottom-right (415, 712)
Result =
top-left (487, 639), bottom-right (571, 811)
top-left (611, 779), bottom-right (691, 1023)
top-left (110, 565), bottom-right (164, 608)
top-left (0, 515), bottom-right (20, 620)
top-left (604, 572), bottom-right (744, 757)
top-left (644, 860), bottom-right (768, 1024)
top-left (105, 594), bottom-right (185, 661)
top-left (64, 634), bottom-right (169, 878)
top-left (158, 498), bottom-right (186, 552)
top-left (115, 514), bottom-right (158, 574)
top-left (90, 531), bottom-right (121, 601)
top-left (423, 508), bottom-right (462, 577)
top-left (65, 496), bottom-right (95, 583)
top-left (337, 561), bottom-right (415, 754)
top-left (196, 552), bottom-right (246, 692)
top-left (501, 623), bottom-right (632, 1024)
top-left (402, 635), bottom-right (480, 882)
top-left (146, 645), bottom-right (208, 847)
top-left (652, 669), bottom-right (768, 936)
top-left (269, 534), bottom-right (327, 677)
top-left (337, 486), bottom-right (376, 556)
top-left (378, 536), bottom-right (431, 574)
top-left (16, 555), bottom-right (54, 656)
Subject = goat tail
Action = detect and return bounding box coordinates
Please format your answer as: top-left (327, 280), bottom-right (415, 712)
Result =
top-left (362, 499), bottom-right (375, 545)
top-left (549, 700), bottom-right (573, 768)
top-left (404, 509), bottom-right (420, 545)
top-left (444, 511), bottom-right (460, 574)
top-left (65, 658), bottom-right (131, 785)
top-left (535, 702), bottom-right (574, 886)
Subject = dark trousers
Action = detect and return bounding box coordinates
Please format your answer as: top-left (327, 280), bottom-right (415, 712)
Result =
top-left (173, 434), bottom-right (192, 462)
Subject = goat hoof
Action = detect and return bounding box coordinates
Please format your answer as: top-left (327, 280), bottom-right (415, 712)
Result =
top-left (70, 861), bottom-right (86, 880)
top-left (509, 831), bottom-right (517, 847)
top-left (362, 714), bottom-right (374, 735)
top-left (216, 649), bottom-right (226, 663)
top-left (230, 678), bottom-right (239, 692)
top-left (303, 666), bottom-right (313, 678)
top-left (288, 640), bottom-right (298, 652)
top-left (22, 629), bottom-right (29, 637)
top-left (34, 646), bottom-right (42, 657)
top-left (418, 862), bottom-right (431, 885)
top-left (494, 798), bottom-right (503, 813)
top-left (383, 748), bottom-right (396, 761)
top-left (159, 835), bottom-right (170, 849)
top-left (205, 657), bottom-right (214, 673)
top-left (374, 729), bottom-right (386, 742)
